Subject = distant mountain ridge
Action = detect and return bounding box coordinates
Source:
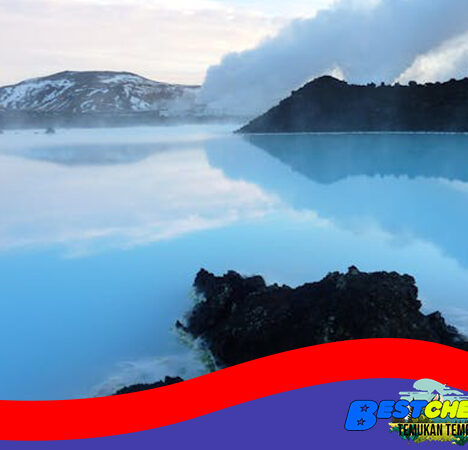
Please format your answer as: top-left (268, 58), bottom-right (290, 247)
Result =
top-left (0, 70), bottom-right (232, 128)
top-left (239, 75), bottom-right (468, 133)
top-left (0, 70), bottom-right (201, 116)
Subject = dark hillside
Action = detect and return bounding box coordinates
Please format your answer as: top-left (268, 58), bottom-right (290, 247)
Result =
top-left (239, 76), bottom-right (468, 133)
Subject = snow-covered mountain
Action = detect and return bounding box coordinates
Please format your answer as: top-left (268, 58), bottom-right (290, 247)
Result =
top-left (0, 71), bottom-right (204, 118)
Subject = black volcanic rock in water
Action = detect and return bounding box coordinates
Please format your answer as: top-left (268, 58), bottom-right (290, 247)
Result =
top-left (239, 76), bottom-right (468, 133)
top-left (178, 267), bottom-right (467, 367)
top-left (114, 376), bottom-right (183, 395)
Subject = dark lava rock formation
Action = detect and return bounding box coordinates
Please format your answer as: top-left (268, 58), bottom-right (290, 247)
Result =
top-left (115, 267), bottom-right (467, 394)
top-left (177, 267), bottom-right (467, 367)
top-left (114, 376), bottom-right (183, 395)
top-left (239, 76), bottom-right (468, 133)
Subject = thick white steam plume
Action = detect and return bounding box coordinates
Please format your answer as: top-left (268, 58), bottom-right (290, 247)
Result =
top-left (201, 0), bottom-right (468, 116)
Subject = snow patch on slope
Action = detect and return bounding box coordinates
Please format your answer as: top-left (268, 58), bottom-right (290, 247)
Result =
top-left (0, 71), bottom-right (204, 117)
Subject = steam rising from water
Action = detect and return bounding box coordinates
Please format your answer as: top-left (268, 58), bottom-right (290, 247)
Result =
top-left (201, 0), bottom-right (468, 116)
top-left (93, 325), bottom-right (216, 398)
top-left (92, 351), bottom-right (208, 397)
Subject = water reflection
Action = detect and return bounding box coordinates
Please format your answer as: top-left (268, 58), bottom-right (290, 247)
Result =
top-left (205, 132), bottom-right (468, 335)
top-left (1, 128), bottom-right (468, 400)
top-left (245, 133), bottom-right (468, 183)
top-left (206, 134), bottom-right (468, 269)
top-left (0, 141), bottom-right (277, 256)
top-left (3, 143), bottom-right (171, 166)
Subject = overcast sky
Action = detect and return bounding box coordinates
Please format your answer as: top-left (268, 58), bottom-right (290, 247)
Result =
top-left (0, 0), bottom-right (337, 86)
top-left (2, 0), bottom-right (468, 90)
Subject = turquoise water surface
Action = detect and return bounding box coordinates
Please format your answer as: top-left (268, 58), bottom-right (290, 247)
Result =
top-left (1, 126), bottom-right (468, 400)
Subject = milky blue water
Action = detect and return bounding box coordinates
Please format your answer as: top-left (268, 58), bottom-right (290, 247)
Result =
top-left (1, 125), bottom-right (468, 400)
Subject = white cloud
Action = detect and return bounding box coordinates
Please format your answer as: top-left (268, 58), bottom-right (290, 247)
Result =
top-left (4, 0), bottom-right (468, 111)
top-left (0, 0), bottom-right (333, 86)
top-left (201, 0), bottom-right (468, 116)
top-left (397, 32), bottom-right (468, 84)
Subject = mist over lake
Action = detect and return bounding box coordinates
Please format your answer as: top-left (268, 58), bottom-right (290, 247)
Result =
top-left (1, 125), bottom-right (468, 400)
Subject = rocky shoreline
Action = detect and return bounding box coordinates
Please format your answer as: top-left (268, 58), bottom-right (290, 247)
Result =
top-left (114, 376), bottom-right (183, 395)
top-left (115, 267), bottom-right (467, 394)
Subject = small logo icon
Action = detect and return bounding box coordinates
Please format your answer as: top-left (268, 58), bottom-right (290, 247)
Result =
top-left (345, 379), bottom-right (468, 445)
